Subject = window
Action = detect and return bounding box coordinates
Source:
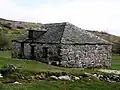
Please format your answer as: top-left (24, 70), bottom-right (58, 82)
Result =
top-left (20, 42), bottom-right (24, 58)
top-left (30, 45), bottom-right (35, 60)
top-left (43, 47), bottom-right (48, 58)
top-left (28, 30), bottom-right (33, 39)
top-left (57, 46), bottom-right (61, 56)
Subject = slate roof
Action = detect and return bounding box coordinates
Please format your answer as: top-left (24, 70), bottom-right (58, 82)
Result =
top-left (12, 22), bottom-right (110, 44)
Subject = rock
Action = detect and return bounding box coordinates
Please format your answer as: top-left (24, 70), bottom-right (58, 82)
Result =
top-left (97, 74), bottom-right (104, 80)
top-left (74, 76), bottom-right (80, 80)
top-left (50, 76), bottom-right (58, 80)
top-left (98, 69), bottom-right (120, 74)
top-left (0, 64), bottom-right (17, 76)
top-left (106, 77), bottom-right (112, 82)
top-left (79, 76), bottom-right (82, 79)
top-left (13, 81), bottom-right (21, 84)
top-left (84, 72), bottom-right (92, 76)
top-left (111, 75), bottom-right (120, 82)
top-left (92, 74), bottom-right (99, 79)
top-left (93, 74), bottom-right (97, 77)
top-left (35, 75), bottom-right (43, 80)
top-left (31, 76), bottom-right (35, 80)
top-left (58, 75), bottom-right (71, 80)
top-left (0, 73), bottom-right (3, 78)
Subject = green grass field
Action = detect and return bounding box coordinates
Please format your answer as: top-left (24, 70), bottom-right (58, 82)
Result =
top-left (0, 51), bottom-right (120, 90)
top-left (112, 54), bottom-right (120, 69)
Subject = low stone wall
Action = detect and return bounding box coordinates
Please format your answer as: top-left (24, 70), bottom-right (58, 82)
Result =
top-left (60, 44), bottom-right (112, 68)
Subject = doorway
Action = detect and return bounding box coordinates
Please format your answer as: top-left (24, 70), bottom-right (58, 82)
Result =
top-left (30, 44), bottom-right (35, 60)
top-left (20, 42), bottom-right (24, 58)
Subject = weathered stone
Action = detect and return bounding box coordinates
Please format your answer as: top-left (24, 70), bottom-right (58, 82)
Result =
top-left (13, 81), bottom-right (21, 84)
top-left (92, 74), bottom-right (98, 79)
top-left (0, 73), bottom-right (3, 78)
top-left (0, 64), bottom-right (17, 76)
top-left (74, 76), bottom-right (80, 80)
top-left (50, 76), bottom-right (58, 80)
top-left (58, 75), bottom-right (71, 80)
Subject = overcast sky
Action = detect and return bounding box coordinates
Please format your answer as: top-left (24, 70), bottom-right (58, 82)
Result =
top-left (0, 0), bottom-right (120, 36)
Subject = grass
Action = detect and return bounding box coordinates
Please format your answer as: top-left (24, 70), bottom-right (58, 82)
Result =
top-left (1, 79), bottom-right (120, 90)
top-left (0, 51), bottom-right (120, 90)
top-left (112, 53), bottom-right (120, 69)
top-left (0, 51), bottom-right (11, 58)
top-left (0, 51), bottom-right (90, 74)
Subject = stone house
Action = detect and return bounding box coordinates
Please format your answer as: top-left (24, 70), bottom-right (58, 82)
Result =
top-left (12, 22), bottom-right (112, 68)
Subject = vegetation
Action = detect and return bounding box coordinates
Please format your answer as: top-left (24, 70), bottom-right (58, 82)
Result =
top-left (0, 51), bottom-right (119, 90)
top-left (113, 42), bottom-right (120, 54)
top-left (112, 53), bottom-right (120, 69)
top-left (0, 80), bottom-right (120, 90)
top-left (0, 18), bottom-right (41, 51)
top-left (0, 32), bottom-right (11, 50)
top-left (87, 30), bottom-right (120, 54)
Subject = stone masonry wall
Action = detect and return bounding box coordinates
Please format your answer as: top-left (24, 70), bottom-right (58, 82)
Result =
top-left (60, 44), bottom-right (112, 68)
top-left (12, 42), bottom-right (31, 59)
top-left (35, 44), bottom-right (61, 64)
top-left (12, 42), bottom-right (60, 62)
top-left (12, 42), bottom-right (112, 68)
top-left (24, 43), bottom-right (31, 59)
top-left (11, 42), bottom-right (21, 58)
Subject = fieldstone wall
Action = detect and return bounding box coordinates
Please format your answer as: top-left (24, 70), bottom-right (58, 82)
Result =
top-left (35, 44), bottom-right (61, 64)
top-left (24, 43), bottom-right (31, 59)
top-left (12, 42), bottom-right (60, 62)
top-left (11, 42), bottom-right (21, 58)
top-left (60, 44), bottom-right (112, 68)
top-left (12, 42), bottom-right (31, 59)
top-left (12, 42), bottom-right (112, 68)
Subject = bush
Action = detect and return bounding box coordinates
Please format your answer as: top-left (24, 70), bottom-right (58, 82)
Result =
top-left (0, 64), bottom-right (17, 76)
top-left (0, 32), bottom-right (11, 51)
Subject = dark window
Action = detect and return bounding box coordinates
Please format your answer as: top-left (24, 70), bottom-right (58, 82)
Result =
top-left (43, 47), bottom-right (48, 58)
top-left (20, 42), bottom-right (24, 58)
top-left (30, 45), bottom-right (35, 60)
top-left (57, 46), bottom-right (61, 56)
top-left (28, 30), bottom-right (33, 39)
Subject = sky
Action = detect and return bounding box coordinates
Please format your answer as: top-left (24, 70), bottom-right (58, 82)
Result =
top-left (0, 0), bottom-right (120, 36)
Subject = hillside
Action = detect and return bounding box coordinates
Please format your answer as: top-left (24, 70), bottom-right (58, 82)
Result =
top-left (87, 30), bottom-right (120, 43)
top-left (0, 18), bottom-right (41, 30)
top-left (87, 30), bottom-right (120, 53)
top-left (0, 18), bottom-right (41, 39)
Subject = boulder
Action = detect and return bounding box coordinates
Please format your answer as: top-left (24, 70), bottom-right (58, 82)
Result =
top-left (50, 76), bottom-right (58, 80)
top-left (13, 81), bottom-right (21, 84)
top-left (0, 64), bottom-right (17, 76)
top-left (58, 75), bottom-right (71, 80)
top-left (0, 73), bottom-right (3, 78)
top-left (74, 76), bottom-right (80, 80)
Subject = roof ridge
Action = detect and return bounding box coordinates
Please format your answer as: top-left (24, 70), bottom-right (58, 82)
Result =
top-left (60, 22), bottom-right (67, 43)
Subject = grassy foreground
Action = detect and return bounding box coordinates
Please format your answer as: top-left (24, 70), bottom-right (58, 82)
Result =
top-left (0, 51), bottom-right (120, 90)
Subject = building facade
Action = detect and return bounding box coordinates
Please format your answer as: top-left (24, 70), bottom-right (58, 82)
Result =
top-left (12, 22), bottom-right (112, 68)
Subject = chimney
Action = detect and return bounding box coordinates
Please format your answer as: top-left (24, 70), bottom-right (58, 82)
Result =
top-left (28, 29), bottom-right (34, 40)
top-left (28, 27), bottom-right (47, 40)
